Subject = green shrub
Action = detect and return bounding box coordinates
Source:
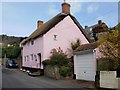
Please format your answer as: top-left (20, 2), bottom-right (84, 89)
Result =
top-left (42, 47), bottom-right (72, 77)
top-left (42, 47), bottom-right (71, 66)
top-left (97, 58), bottom-right (118, 71)
top-left (117, 65), bottom-right (120, 77)
top-left (71, 39), bottom-right (80, 50)
top-left (42, 59), bottom-right (51, 66)
top-left (0, 47), bottom-right (6, 58)
top-left (59, 66), bottom-right (71, 77)
top-left (6, 46), bottom-right (21, 59)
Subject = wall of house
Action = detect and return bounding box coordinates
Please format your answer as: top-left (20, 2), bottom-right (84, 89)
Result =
top-left (22, 36), bottom-right (44, 69)
top-left (43, 16), bottom-right (89, 61)
top-left (22, 16), bottom-right (89, 69)
top-left (94, 47), bottom-right (105, 59)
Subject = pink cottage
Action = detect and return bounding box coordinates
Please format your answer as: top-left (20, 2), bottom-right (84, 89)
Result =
top-left (20, 2), bottom-right (90, 74)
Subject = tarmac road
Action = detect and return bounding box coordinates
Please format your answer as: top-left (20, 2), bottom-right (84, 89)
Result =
top-left (2, 67), bottom-right (94, 90)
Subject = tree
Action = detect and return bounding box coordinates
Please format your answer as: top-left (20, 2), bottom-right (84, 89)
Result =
top-left (92, 21), bottom-right (108, 41)
top-left (71, 39), bottom-right (80, 50)
top-left (98, 28), bottom-right (120, 70)
top-left (0, 47), bottom-right (6, 58)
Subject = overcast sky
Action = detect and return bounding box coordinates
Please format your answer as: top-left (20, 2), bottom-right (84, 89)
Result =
top-left (1, 0), bottom-right (119, 37)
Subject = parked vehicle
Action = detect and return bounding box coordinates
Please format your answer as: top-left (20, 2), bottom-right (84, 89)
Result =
top-left (6, 59), bottom-right (18, 68)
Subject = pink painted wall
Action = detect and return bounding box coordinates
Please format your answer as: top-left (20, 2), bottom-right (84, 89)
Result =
top-left (22, 36), bottom-right (44, 69)
top-left (22, 15), bottom-right (89, 69)
top-left (43, 16), bottom-right (89, 61)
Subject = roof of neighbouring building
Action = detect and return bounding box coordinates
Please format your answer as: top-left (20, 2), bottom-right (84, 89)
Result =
top-left (74, 41), bottom-right (99, 52)
top-left (21, 13), bottom-right (91, 45)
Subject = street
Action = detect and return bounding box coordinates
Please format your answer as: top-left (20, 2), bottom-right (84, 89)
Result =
top-left (2, 67), bottom-right (94, 89)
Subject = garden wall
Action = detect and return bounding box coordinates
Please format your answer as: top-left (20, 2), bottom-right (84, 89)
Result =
top-left (44, 65), bottom-right (60, 80)
top-left (100, 71), bottom-right (119, 89)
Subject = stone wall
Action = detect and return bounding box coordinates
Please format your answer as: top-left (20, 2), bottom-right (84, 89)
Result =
top-left (44, 65), bottom-right (60, 80)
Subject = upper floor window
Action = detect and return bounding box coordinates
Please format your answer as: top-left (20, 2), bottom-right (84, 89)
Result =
top-left (54, 35), bottom-right (57, 40)
top-left (31, 40), bottom-right (34, 45)
top-left (27, 41), bottom-right (30, 46)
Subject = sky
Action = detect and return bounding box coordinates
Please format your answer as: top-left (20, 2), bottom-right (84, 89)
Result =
top-left (1, 0), bottom-right (119, 37)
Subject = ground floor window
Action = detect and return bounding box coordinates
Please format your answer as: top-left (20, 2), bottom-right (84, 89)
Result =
top-left (34, 55), bottom-right (37, 61)
top-left (31, 54), bottom-right (34, 60)
top-left (27, 55), bottom-right (29, 61)
top-left (24, 56), bottom-right (26, 62)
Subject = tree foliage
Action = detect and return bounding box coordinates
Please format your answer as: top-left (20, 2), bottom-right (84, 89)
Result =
top-left (42, 47), bottom-right (71, 66)
top-left (92, 22), bottom-right (108, 41)
top-left (98, 28), bottom-right (120, 70)
top-left (71, 39), bottom-right (80, 50)
top-left (0, 47), bottom-right (6, 58)
top-left (42, 47), bottom-right (72, 77)
top-left (0, 46), bottom-right (21, 59)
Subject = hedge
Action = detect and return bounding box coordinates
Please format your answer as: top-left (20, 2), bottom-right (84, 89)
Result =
top-left (0, 46), bottom-right (21, 59)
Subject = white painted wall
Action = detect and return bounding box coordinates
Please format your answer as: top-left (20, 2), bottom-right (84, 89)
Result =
top-left (100, 71), bottom-right (119, 89)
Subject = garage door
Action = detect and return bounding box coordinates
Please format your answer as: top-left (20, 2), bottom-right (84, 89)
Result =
top-left (76, 53), bottom-right (96, 81)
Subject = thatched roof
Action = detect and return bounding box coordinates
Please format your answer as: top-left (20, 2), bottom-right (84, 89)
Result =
top-left (21, 13), bottom-right (91, 44)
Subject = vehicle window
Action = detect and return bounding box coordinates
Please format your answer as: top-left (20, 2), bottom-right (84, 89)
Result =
top-left (8, 60), bottom-right (15, 64)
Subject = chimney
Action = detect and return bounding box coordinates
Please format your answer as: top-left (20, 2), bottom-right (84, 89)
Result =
top-left (85, 26), bottom-right (88, 29)
top-left (98, 20), bottom-right (102, 25)
top-left (37, 20), bottom-right (43, 28)
top-left (62, 1), bottom-right (70, 14)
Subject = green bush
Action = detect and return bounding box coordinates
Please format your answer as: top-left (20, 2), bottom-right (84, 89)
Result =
top-left (59, 66), bottom-right (71, 77)
top-left (97, 58), bottom-right (118, 71)
top-left (0, 46), bottom-right (21, 59)
top-left (117, 65), bottom-right (120, 77)
top-left (71, 39), bottom-right (80, 50)
top-left (0, 47), bottom-right (6, 58)
top-left (42, 47), bottom-right (72, 77)
top-left (6, 46), bottom-right (21, 59)
top-left (42, 59), bottom-right (54, 66)
top-left (42, 47), bottom-right (71, 66)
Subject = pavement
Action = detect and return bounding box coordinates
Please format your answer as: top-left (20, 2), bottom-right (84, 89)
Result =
top-left (2, 66), bottom-right (95, 89)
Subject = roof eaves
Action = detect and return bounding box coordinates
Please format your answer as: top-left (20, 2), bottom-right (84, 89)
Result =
top-left (21, 13), bottom-right (68, 44)
top-left (74, 42), bottom-right (98, 52)
top-left (69, 14), bottom-right (91, 43)
top-left (74, 49), bottom-right (93, 55)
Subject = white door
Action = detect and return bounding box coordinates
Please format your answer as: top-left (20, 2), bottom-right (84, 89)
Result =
top-left (76, 53), bottom-right (96, 81)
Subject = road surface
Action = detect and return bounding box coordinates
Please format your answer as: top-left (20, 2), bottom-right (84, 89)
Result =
top-left (2, 67), bottom-right (94, 89)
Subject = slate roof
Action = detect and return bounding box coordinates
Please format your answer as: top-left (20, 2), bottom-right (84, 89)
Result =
top-left (21, 13), bottom-right (91, 44)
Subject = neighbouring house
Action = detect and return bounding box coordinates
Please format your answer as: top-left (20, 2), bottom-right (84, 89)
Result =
top-left (73, 22), bottom-right (119, 82)
top-left (73, 20), bottom-right (108, 81)
top-left (73, 42), bottom-right (98, 81)
top-left (84, 20), bottom-right (108, 42)
top-left (20, 2), bottom-right (91, 74)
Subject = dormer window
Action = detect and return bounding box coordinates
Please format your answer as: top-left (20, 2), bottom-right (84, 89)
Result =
top-left (31, 40), bottom-right (34, 45)
top-left (54, 35), bottom-right (57, 40)
top-left (27, 41), bottom-right (30, 46)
